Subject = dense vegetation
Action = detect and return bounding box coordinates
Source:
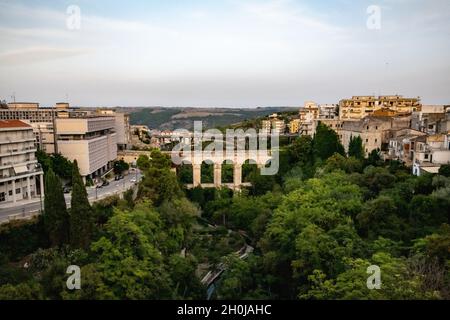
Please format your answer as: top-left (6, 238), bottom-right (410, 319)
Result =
top-left (0, 123), bottom-right (448, 300)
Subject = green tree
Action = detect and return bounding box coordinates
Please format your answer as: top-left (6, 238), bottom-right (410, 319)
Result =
top-left (438, 164), bottom-right (450, 177)
top-left (312, 122), bottom-right (345, 161)
top-left (52, 153), bottom-right (74, 182)
top-left (356, 196), bottom-right (404, 240)
top-left (138, 150), bottom-right (183, 206)
top-left (70, 160), bottom-right (94, 249)
top-left (366, 149), bottom-right (383, 167)
top-left (90, 205), bottom-right (174, 299)
top-left (323, 153), bottom-right (363, 174)
top-left (114, 160), bottom-right (129, 175)
top-left (301, 252), bottom-right (440, 300)
top-left (136, 154), bottom-right (151, 171)
top-left (348, 136), bottom-right (365, 160)
top-left (289, 135), bottom-right (314, 166)
top-left (43, 168), bottom-right (70, 247)
top-left (0, 281), bottom-right (44, 300)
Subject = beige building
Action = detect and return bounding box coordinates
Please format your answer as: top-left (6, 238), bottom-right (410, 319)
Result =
top-left (288, 119), bottom-right (301, 134)
top-left (297, 102), bottom-right (338, 136)
top-left (387, 129), bottom-right (427, 164)
top-left (56, 117), bottom-right (117, 178)
top-left (261, 114), bottom-right (286, 134)
top-left (411, 105), bottom-right (448, 135)
top-left (319, 104), bottom-right (338, 119)
top-left (311, 119), bottom-right (343, 137)
top-left (96, 109), bottom-right (131, 150)
top-left (339, 95), bottom-right (421, 120)
top-left (0, 120), bottom-right (44, 204)
top-left (1, 102), bottom-right (61, 153)
top-left (0, 103), bottom-right (130, 178)
top-left (340, 115), bottom-right (411, 156)
top-left (261, 120), bottom-right (271, 134)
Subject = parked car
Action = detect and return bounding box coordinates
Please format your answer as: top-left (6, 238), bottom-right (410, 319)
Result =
top-left (130, 178), bottom-right (137, 183)
top-left (63, 186), bottom-right (72, 194)
top-left (114, 176), bottom-right (120, 181)
top-left (102, 181), bottom-right (110, 187)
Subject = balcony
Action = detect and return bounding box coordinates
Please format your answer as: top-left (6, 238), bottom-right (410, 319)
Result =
top-left (0, 159), bottom-right (38, 170)
top-left (0, 167), bottom-right (43, 181)
top-left (0, 147), bottom-right (37, 157)
top-left (0, 137), bottom-right (36, 144)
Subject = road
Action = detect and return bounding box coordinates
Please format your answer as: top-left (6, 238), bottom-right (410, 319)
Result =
top-left (0, 170), bottom-right (142, 223)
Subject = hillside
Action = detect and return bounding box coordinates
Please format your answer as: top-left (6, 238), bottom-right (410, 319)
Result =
top-left (126, 107), bottom-right (298, 130)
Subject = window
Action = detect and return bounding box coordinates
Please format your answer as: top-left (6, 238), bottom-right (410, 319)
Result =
top-left (16, 188), bottom-right (21, 194)
top-left (375, 139), bottom-right (378, 143)
top-left (0, 192), bottom-right (5, 202)
top-left (424, 154), bottom-right (429, 160)
top-left (8, 190), bottom-right (12, 196)
top-left (366, 139), bottom-right (369, 143)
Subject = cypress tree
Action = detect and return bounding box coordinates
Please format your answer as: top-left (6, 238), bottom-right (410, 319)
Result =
top-left (43, 168), bottom-right (70, 246)
top-left (348, 135), bottom-right (365, 159)
top-left (70, 160), bottom-right (94, 249)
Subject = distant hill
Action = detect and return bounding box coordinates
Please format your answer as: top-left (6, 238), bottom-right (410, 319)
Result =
top-left (125, 107), bottom-right (298, 130)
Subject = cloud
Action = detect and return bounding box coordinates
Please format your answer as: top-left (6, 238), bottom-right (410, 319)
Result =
top-left (239, 0), bottom-right (345, 34)
top-left (0, 47), bottom-right (91, 65)
top-left (0, 0), bottom-right (449, 106)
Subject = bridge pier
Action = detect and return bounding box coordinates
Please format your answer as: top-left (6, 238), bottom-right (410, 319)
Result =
top-left (173, 150), bottom-right (272, 190)
top-left (233, 164), bottom-right (242, 190)
top-left (214, 164), bottom-right (222, 188)
top-left (193, 164), bottom-right (201, 187)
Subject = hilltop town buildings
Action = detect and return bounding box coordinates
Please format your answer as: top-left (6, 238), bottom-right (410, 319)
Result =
top-left (262, 114), bottom-right (286, 134)
top-left (339, 95), bottom-right (421, 120)
top-left (289, 97), bottom-right (449, 175)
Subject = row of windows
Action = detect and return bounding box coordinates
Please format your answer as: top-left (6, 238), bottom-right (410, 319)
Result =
top-left (0, 177), bottom-right (30, 186)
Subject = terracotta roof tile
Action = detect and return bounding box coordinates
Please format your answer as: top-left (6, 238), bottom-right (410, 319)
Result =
top-left (0, 120), bottom-right (31, 129)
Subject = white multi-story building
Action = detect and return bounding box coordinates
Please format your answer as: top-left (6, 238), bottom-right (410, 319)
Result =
top-left (0, 120), bottom-right (44, 204)
top-left (412, 133), bottom-right (450, 176)
top-left (55, 117), bottom-right (117, 179)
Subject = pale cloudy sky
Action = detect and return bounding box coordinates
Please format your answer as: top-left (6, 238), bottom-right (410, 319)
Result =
top-left (0, 0), bottom-right (449, 107)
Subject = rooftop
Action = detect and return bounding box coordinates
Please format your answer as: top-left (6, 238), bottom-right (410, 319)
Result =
top-left (0, 120), bottom-right (31, 129)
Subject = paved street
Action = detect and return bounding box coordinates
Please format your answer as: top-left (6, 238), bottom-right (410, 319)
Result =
top-left (0, 170), bottom-right (142, 223)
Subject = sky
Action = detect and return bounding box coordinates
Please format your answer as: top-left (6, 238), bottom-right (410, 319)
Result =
top-left (0, 0), bottom-right (449, 107)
